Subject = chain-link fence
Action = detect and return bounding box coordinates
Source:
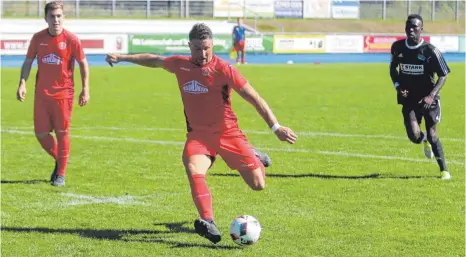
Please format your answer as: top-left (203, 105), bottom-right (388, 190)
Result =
top-left (360, 0), bottom-right (464, 21)
top-left (1, 0), bottom-right (464, 21)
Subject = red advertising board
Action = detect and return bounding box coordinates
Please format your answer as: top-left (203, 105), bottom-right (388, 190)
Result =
top-left (1, 40), bottom-right (29, 50)
top-left (364, 35), bottom-right (430, 53)
top-left (81, 39), bottom-right (104, 49)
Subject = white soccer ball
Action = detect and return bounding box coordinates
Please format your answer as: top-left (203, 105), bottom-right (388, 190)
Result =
top-left (229, 215), bottom-right (262, 246)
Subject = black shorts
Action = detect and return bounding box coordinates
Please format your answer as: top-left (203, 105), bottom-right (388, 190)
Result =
top-left (402, 99), bottom-right (441, 126)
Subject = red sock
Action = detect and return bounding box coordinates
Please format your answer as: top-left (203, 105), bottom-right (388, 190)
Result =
top-left (38, 134), bottom-right (58, 160)
top-left (189, 174), bottom-right (213, 221)
top-left (56, 132), bottom-right (70, 176)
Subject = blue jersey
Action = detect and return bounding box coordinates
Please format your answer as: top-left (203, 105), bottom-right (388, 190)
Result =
top-left (232, 25), bottom-right (246, 42)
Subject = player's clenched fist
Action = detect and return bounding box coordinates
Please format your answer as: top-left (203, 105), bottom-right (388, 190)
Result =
top-left (105, 53), bottom-right (121, 67)
top-left (274, 126), bottom-right (298, 144)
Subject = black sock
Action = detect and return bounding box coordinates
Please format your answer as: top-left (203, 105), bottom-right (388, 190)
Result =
top-left (431, 139), bottom-right (448, 171)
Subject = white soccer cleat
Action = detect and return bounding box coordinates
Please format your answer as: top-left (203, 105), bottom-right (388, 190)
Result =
top-left (441, 171), bottom-right (451, 180)
top-left (423, 140), bottom-right (434, 159)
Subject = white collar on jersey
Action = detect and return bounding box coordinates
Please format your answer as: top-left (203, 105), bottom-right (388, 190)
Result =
top-left (405, 38), bottom-right (424, 49)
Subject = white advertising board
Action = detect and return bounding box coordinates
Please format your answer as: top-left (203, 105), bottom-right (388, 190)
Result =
top-left (325, 35), bottom-right (364, 53)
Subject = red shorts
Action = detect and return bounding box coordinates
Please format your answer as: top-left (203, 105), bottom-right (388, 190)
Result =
top-left (34, 97), bottom-right (73, 134)
top-left (183, 130), bottom-right (261, 170)
top-left (234, 40), bottom-right (245, 52)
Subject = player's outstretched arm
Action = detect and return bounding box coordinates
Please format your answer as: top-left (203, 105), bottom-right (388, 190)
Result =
top-left (16, 58), bottom-right (34, 102)
top-left (77, 58), bottom-right (90, 107)
top-left (235, 83), bottom-right (298, 144)
top-left (106, 53), bottom-right (166, 69)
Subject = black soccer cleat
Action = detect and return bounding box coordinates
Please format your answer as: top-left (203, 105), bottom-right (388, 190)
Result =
top-left (51, 175), bottom-right (65, 187)
top-left (254, 149), bottom-right (272, 168)
top-left (194, 218), bottom-right (222, 244)
top-left (50, 161), bottom-right (58, 182)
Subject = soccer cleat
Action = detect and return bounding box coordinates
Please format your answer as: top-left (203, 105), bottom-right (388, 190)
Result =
top-left (50, 161), bottom-right (58, 182)
top-left (423, 140), bottom-right (434, 159)
top-left (441, 171), bottom-right (451, 180)
top-left (253, 149), bottom-right (271, 167)
top-left (51, 175), bottom-right (65, 187)
top-left (194, 218), bottom-right (222, 244)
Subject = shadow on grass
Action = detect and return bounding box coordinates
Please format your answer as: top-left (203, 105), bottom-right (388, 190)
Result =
top-left (1, 222), bottom-right (237, 250)
top-left (1, 179), bottom-right (49, 184)
top-left (211, 173), bottom-right (440, 180)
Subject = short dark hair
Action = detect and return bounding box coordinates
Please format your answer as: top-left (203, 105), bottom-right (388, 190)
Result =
top-left (44, 1), bottom-right (64, 16)
top-left (407, 14), bottom-right (423, 25)
top-left (189, 23), bottom-right (213, 41)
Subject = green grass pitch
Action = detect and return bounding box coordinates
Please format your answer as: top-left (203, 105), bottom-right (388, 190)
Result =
top-left (1, 63), bottom-right (464, 257)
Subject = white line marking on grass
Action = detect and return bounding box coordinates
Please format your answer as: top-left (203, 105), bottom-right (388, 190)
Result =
top-left (3, 129), bottom-right (464, 166)
top-left (4, 125), bottom-right (464, 142)
top-left (259, 147), bottom-right (464, 165)
top-left (2, 129), bottom-right (184, 146)
top-left (62, 193), bottom-right (149, 206)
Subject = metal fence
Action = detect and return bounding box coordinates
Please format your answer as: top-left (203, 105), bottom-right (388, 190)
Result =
top-left (1, 0), bottom-right (464, 21)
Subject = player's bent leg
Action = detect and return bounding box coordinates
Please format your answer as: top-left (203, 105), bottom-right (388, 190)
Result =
top-left (402, 106), bottom-right (425, 144)
top-left (220, 133), bottom-right (265, 190)
top-left (237, 163), bottom-right (265, 191)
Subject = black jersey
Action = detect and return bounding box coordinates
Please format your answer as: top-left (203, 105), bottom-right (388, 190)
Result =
top-left (390, 39), bottom-right (450, 104)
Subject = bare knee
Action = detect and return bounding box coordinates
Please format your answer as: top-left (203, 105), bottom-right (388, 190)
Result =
top-left (248, 174), bottom-right (265, 191)
top-left (250, 181), bottom-right (265, 191)
top-left (183, 155), bottom-right (212, 176)
top-left (186, 162), bottom-right (203, 176)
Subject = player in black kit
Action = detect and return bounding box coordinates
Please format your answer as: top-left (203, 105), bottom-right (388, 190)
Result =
top-left (389, 14), bottom-right (451, 180)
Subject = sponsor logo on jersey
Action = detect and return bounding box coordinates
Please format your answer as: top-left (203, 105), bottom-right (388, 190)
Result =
top-left (58, 42), bottom-right (67, 50)
top-left (400, 63), bottom-right (424, 75)
top-left (41, 53), bottom-right (62, 65)
top-left (180, 67), bottom-right (190, 71)
top-left (182, 81), bottom-right (208, 94)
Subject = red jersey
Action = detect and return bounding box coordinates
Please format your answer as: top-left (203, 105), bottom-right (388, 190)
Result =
top-left (164, 55), bottom-right (248, 133)
top-left (26, 29), bottom-right (85, 99)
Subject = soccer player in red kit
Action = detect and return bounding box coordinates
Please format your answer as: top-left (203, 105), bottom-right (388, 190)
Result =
top-left (16, 1), bottom-right (90, 187)
top-left (105, 23), bottom-right (297, 244)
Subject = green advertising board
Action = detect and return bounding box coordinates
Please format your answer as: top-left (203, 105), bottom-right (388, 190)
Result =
top-left (128, 34), bottom-right (273, 54)
top-left (459, 35), bottom-right (465, 53)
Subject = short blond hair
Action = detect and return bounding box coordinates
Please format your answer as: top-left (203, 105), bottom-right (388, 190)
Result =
top-left (44, 1), bottom-right (64, 16)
